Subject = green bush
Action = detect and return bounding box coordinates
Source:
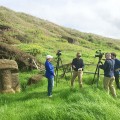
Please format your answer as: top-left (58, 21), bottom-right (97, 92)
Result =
top-left (18, 43), bottom-right (44, 56)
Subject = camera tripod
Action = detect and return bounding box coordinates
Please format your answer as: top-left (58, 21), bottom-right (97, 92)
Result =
top-left (92, 58), bottom-right (102, 87)
top-left (55, 56), bottom-right (65, 86)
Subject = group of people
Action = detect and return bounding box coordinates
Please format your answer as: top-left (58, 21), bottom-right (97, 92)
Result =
top-left (45, 52), bottom-right (120, 98)
top-left (99, 53), bottom-right (120, 97)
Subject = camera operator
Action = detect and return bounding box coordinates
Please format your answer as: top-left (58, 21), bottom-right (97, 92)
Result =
top-left (99, 53), bottom-right (117, 97)
top-left (111, 52), bottom-right (120, 89)
top-left (71, 52), bottom-right (84, 88)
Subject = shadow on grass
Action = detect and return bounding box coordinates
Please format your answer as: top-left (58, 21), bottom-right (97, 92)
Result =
top-left (0, 86), bottom-right (73, 106)
top-left (18, 86), bottom-right (79, 102)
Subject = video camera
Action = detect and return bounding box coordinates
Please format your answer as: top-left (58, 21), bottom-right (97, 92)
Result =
top-left (56, 50), bottom-right (62, 57)
top-left (95, 50), bottom-right (104, 59)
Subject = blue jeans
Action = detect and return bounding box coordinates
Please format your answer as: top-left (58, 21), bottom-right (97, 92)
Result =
top-left (48, 78), bottom-right (54, 96)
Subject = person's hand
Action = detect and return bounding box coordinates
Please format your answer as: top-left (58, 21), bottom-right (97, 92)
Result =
top-left (98, 63), bottom-right (101, 66)
top-left (78, 68), bottom-right (82, 71)
top-left (72, 65), bottom-right (76, 68)
top-left (115, 68), bottom-right (120, 71)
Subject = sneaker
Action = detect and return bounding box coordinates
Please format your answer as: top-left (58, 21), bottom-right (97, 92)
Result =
top-left (48, 95), bottom-right (52, 98)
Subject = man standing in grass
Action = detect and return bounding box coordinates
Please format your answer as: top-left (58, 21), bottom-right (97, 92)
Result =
top-left (71, 52), bottom-right (84, 88)
top-left (111, 52), bottom-right (120, 89)
top-left (99, 53), bottom-right (117, 97)
top-left (45, 55), bottom-right (55, 97)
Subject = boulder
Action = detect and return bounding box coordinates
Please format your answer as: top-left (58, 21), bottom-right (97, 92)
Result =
top-left (27, 74), bottom-right (43, 85)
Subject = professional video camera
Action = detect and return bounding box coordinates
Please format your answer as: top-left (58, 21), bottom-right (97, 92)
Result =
top-left (56, 50), bottom-right (62, 57)
top-left (95, 50), bottom-right (104, 59)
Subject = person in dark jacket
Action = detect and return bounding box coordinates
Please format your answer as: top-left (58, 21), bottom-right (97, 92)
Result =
top-left (45, 55), bottom-right (55, 97)
top-left (71, 52), bottom-right (84, 88)
top-left (99, 53), bottom-right (116, 97)
top-left (111, 52), bottom-right (120, 89)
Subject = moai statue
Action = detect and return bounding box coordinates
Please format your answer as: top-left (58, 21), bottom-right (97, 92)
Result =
top-left (0, 59), bottom-right (20, 93)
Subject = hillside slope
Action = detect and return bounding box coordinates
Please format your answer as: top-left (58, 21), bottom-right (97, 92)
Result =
top-left (1, 6), bottom-right (120, 50)
top-left (1, 6), bottom-right (120, 67)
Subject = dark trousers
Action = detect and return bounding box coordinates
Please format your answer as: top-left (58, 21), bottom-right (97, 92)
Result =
top-left (48, 78), bottom-right (54, 96)
top-left (115, 74), bottom-right (120, 88)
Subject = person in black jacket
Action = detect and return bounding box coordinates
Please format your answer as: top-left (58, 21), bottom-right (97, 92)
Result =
top-left (71, 52), bottom-right (84, 88)
top-left (99, 53), bottom-right (117, 97)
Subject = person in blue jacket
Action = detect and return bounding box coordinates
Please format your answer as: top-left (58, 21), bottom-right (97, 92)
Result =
top-left (111, 52), bottom-right (120, 89)
top-left (45, 55), bottom-right (55, 97)
top-left (99, 53), bottom-right (117, 97)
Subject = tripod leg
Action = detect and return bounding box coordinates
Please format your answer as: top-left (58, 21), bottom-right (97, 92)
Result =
top-left (55, 68), bottom-right (58, 87)
top-left (96, 66), bottom-right (100, 87)
top-left (60, 59), bottom-right (67, 78)
top-left (92, 65), bottom-right (99, 84)
top-left (71, 66), bottom-right (73, 77)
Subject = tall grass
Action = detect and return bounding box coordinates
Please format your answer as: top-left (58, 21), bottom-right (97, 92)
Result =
top-left (0, 70), bottom-right (120, 120)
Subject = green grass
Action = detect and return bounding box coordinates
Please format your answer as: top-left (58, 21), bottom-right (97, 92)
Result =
top-left (0, 70), bottom-right (120, 120)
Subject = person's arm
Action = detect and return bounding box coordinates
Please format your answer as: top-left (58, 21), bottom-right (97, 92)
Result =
top-left (72, 59), bottom-right (76, 69)
top-left (99, 61), bottom-right (108, 70)
top-left (81, 59), bottom-right (84, 70)
top-left (117, 59), bottom-right (120, 66)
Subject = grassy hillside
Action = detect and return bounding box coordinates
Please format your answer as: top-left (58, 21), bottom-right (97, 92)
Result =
top-left (0, 6), bottom-right (120, 44)
top-left (1, 6), bottom-right (120, 64)
top-left (1, 6), bottom-right (120, 120)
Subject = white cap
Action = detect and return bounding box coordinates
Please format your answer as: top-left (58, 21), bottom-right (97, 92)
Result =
top-left (46, 55), bottom-right (53, 59)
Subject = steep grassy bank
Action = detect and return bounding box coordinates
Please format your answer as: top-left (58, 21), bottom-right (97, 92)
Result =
top-left (1, 6), bottom-right (120, 50)
top-left (1, 6), bottom-right (120, 65)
